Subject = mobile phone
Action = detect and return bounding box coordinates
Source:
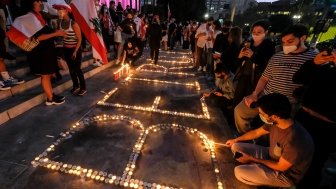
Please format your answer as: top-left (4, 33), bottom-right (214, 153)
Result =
top-left (234, 152), bottom-right (243, 159)
top-left (244, 41), bottom-right (251, 49)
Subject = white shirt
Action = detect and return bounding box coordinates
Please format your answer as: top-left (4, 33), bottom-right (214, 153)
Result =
top-left (134, 17), bottom-right (141, 36)
top-left (195, 23), bottom-right (214, 48)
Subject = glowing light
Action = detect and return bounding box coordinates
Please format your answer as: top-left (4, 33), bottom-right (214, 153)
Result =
top-left (137, 64), bottom-right (195, 76)
top-left (31, 115), bottom-right (222, 188)
top-left (114, 64), bottom-right (130, 80)
top-left (98, 88), bottom-right (210, 120)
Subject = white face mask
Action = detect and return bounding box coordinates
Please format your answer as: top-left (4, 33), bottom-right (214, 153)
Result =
top-left (259, 114), bottom-right (273, 125)
top-left (252, 33), bottom-right (265, 42)
top-left (283, 45), bottom-right (298, 54)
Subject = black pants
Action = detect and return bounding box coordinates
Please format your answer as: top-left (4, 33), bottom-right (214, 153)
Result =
top-left (150, 47), bottom-right (159, 64)
top-left (64, 48), bottom-right (86, 90)
top-left (296, 108), bottom-right (336, 189)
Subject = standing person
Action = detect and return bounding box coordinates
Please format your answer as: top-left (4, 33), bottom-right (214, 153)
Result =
top-left (168, 18), bottom-right (177, 50)
top-left (147, 15), bottom-right (162, 65)
top-left (116, 2), bottom-right (123, 22)
top-left (116, 12), bottom-right (136, 64)
top-left (234, 24), bottom-right (317, 134)
top-left (7, 0), bottom-right (66, 105)
top-left (220, 26), bottom-right (241, 74)
top-left (293, 51), bottom-right (336, 189)
top-left (195, 17), bottom-right (214, 72)
top-left (161, 20), bottom-right (168, 51)
top-left (233, 20), bottom-right (275, 106)
top-left (182, 22), bottom-right (190, 49)
top-left (189, 21), bottom-right (198, 66)
top-left (225, 93), bottom-right (314, 188)
top-left (98, 4), bottom-right (111, 52)
top-left (57, 6), bottom-right (86, 96)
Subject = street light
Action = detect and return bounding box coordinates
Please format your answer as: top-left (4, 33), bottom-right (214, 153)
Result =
top-left (204, 13), bottom-right (209, 19)
top-left (293, 14), bottom-right (302, 20)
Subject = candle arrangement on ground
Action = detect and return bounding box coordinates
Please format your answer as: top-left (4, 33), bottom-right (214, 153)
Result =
top-left (31, 114), bottom-right (224, 189)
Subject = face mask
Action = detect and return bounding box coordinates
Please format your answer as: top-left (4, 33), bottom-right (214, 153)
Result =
top-left (252, 33), bottom-right (265, 42)
top-left (259, 114), bottom-right (273, 125)
top-left (283, 45), bottom-right (298, 54)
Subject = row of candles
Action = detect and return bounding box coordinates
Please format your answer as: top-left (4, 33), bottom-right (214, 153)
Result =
top-left (136, 64), bottom-right (195, 76)
top-left (97, 88), bottom-right (210, 120)
top-left (146, 58), bottom-right (190, 64)
top-left (32, 114), bottom-right (223, 189)
top-left (114, 64), bottom-right (130, 80)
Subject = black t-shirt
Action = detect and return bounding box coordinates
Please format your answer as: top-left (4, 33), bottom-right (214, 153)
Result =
top-left (168, 22), bottom-right (177, 35)
top-left (123, 44), bottom-right (137, 58)
top-left (119, 19), bottom-right (136, 35)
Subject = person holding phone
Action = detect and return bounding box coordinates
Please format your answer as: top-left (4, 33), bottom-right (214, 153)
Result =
top-left (234, 24), bottom-right (317, 134)
top-left (233, 20), bottom-right (275, 106)
top-left (225, 93), bottom-right (314, 188)
top-left (57, 6), bottom-right (86, 96)
top-left (293, 50), bottom-right (336, 189)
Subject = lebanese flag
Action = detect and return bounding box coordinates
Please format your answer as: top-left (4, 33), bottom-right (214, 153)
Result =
top-left (70, 0), bottom-right (108, 64)
top-left (6, 12), bottom-right (45, 48)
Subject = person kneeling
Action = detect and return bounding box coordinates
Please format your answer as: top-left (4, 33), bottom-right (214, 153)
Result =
top-left (225, 93), bottom-right (314, 188)
top-left (202, 63), bottom-right (235, 123)
top-left (121, 39), bottom-right (139, 66)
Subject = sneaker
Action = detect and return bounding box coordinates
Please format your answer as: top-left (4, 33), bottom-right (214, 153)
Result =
top-left (4, 77), bottom-right (25, 85)
top-left (202, 66), bottom-right (207, 72)
top-left (0, 80), bottom-right (11, 90)
top-left (77, 89), bottom-right (87, 96)
top-left (53, 93), bottom-right (65, 101)
top-left (197, 66), bottom-right (202, 71)
top-left (93, 61), bottom-right (103, 67)
top-left (45, 96), bottom-right (65, 106)
top-left (70, 87), bottom-right (80, 95)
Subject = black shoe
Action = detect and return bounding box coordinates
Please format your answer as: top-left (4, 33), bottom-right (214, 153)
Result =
top-left (53, 93), bottom-right (65, 101)
top-left (45, 96), bottom-right (65, 106)
top-left (70, 88), bottom-right (80, 95)
top-left (77, 89), bottom-right (87, 96)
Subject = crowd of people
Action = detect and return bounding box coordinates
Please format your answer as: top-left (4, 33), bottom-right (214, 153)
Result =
top-left (0, 0), bottom-right (335, 188)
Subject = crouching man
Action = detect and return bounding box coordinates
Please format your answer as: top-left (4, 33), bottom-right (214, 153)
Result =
top-left (225, 93), bottom-right (314, 188)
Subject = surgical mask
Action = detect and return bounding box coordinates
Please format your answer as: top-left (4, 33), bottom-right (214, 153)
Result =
top-left (252, 34), bottom-right (265, 42)
top-left (259, 114), bottom-right (273, 125)
top-left (283, 45), bottom-right (298, 54)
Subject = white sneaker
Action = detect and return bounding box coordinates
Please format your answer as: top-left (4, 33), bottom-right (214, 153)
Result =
top-left (197, 66), bottom-right (202, 71)
top-left (202, 66), bottom-right (207, 72)
top-left (0, 80), bottom-right (11, 90)
top-left (93, 61), bottom-right (103, 67)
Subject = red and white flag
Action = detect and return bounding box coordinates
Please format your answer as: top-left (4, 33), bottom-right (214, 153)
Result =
top-left (6, 12), bottom-right (45, 50)
top-left (70, 0), bottom-right (108, 64)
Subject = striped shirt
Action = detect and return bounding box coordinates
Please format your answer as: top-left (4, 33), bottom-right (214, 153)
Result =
top-left (61, 19), bottom-right (78, 47)
top-left (262, 49), bottom-right (318, 103)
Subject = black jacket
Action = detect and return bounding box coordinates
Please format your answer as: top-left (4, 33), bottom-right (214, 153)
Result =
top-left (148, 22), bottom-right (162, 49)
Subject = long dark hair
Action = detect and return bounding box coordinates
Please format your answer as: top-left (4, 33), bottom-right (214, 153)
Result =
top-left (21, 0), bottom-right (38, 14)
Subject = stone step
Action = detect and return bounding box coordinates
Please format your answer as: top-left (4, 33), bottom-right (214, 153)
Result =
top-left (0, 52), bottom-right (99, 102)
top-left (0, 59), bottom-right (115, 126)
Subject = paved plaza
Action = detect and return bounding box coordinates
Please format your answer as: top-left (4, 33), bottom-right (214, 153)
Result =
top-left (1, 49), bottom-right (256, 189)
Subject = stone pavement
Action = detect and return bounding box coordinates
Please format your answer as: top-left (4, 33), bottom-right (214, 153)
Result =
top-left (0, 49), bottom-right (256, 189)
